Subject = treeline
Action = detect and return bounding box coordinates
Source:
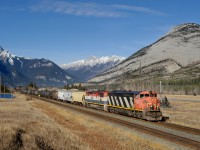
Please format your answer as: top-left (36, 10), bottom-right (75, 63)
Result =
top-left (63, 83), bottom-right (86, 91)
top-left (24, 77), bottom-right (200, 95)
top-left (0, 85), bottom-right (10, 93)
top-left (160, 77), bottom-right (200, 95)
top-left (88, 77), bottom-right (200, 95)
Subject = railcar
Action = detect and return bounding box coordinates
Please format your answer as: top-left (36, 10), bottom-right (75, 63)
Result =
top-left (83, 90), bottom-right (108, 111)
top-left (52, 89), bottom-right (71, 101)
top-left (70, 90), bottom-right (85, 105)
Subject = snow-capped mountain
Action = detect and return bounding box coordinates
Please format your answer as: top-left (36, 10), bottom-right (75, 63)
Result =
top-left (0, 46), bottom-right (72, 87)
top-left (89, 23), bottom-right (200, 83)
top-left (61, 55), bottom-right (125, 82)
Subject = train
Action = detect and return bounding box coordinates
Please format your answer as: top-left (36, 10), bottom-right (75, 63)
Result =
top-left (24, 89), bottom-right (163, 121)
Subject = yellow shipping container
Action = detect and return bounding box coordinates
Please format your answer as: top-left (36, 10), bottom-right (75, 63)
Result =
top-left (72, 91), bottom-right (85, 104)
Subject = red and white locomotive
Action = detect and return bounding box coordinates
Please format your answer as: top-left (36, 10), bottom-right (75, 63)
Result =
top-left (83, 90), bottom-right (162, 121)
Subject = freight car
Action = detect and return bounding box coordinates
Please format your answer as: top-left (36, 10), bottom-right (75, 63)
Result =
top-left (70, 90), bottom-right (85, 105)
top-left (83, 90), bottom-right (162, 121)
top-left (52, 89), bottom-right (70, 101)
top-left (51, 89), bottom-right (85, 105)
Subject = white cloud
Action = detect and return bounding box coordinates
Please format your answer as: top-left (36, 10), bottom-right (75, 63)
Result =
top-left (113, 4), bottom-right (167, 16)
top-left (30, 0), bottom-right (122, 17)
top-left (35, 76), bottom-right (46, 80)
top-left (29, 0), bottom-right (166, 17)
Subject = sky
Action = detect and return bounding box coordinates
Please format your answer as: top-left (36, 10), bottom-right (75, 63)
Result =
top-left (0, 0), bottom-right (200, 65)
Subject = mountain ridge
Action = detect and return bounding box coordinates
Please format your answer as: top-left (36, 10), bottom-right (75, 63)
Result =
top-left (89, 23), bottom-right (200, 84)
top-left (0, 47), bottom-right (72, 87)
top-left (61, 55), bottom-right (125, 82)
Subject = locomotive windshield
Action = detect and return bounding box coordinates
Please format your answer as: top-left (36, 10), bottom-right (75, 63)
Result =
top-left (151, 94), bottom-right (157, 97)
top-left (100, 93), bottom-right (104, 97)
top-left (140, 93), bottom-right (157, 98)
top-left (149, 94), bottom-right (157, 97)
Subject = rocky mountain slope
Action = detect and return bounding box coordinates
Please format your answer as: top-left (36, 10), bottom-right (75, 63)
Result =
top-left (61, 56), bottom-right (125, 82)
top-left (89, 23), bottom-right (200, 84)
top-left (0, 46), bottom-right (72, 87)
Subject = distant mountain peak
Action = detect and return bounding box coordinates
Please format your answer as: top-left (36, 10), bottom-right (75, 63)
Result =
top-left (61, 55), bottom-right (125, 82)
top-left (87, 56), bottom-right (97, 60)
top-left (167, 23), bottom-right (200, 35)
top-left (0, 48), bottom-right (16, 65)
top-left (61, 55), bottom-right (125, 69)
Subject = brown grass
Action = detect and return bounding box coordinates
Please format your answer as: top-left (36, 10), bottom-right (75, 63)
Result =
top-left (161, 95), bottom-right (200, 129)
top-left (0, 93), bottom-right (89, 150)
top-left (163, 94), bottom-right (200, 101)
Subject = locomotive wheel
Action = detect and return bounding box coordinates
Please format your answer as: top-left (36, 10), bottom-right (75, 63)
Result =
top-left (107, 107), bottom-right (110, 113)
top-left (136, 111), bottom-right (142, 118)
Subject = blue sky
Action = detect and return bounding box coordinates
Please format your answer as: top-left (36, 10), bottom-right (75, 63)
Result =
top-left (0, 0), bottom-right (199, 65)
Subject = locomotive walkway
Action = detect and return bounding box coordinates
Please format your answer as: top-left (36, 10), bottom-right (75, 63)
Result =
top-left (32, 95), bottom-right (200, 150)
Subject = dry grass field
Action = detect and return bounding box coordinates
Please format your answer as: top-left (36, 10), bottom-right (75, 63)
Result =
top-left (164, 94), bottom-right (200, 101)
top-left (161, 94), bottom-right (200, 129)
top-left (0, 93), bottom-right (89, 150)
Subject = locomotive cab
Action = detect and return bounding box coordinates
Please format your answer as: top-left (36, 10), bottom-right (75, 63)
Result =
top-left (134, 91), bottom-right (162, 121)
top-left (84, 90), bottom-right (108, 111)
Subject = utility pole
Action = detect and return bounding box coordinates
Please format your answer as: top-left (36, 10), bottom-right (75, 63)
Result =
top-left (106, 83), bottom-right (108, 91)
top-left (4, 83), bottom-right (5, 93)
top-left (160, 81), bottom-right (162, 95)
top-left (0, 76), bottom-right (1, 96)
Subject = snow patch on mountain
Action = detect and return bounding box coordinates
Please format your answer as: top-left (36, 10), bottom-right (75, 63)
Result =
top-left (17, 58), bottom-right (24, 67)
top-left (12, 72), bottom-right (16, 77)
top-left (29, 62), bottom-right (53, 68)
top-left (0, 49), bottom-right (16, 65)
top-left (35, 76), bottom-right (46, 80)
top-left (49, 78), bottom-right (61, 82)
top-left (42, 62), bottom-right (53, 67)
top-left (66, 75), bottom-right (72, 80)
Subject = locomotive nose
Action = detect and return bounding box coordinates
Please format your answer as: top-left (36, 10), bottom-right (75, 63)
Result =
top-left (150, 104), bottom-right (157, 110)
top-left (150, 105), bottom-right (154, 110)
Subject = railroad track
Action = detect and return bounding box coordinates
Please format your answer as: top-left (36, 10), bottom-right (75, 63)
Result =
top-left (32, 95), bottom-right (200, 150)
top-left (133, 117), bottom-right (200, 136)
top-left (156, 122), bottom-right (200, 136)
